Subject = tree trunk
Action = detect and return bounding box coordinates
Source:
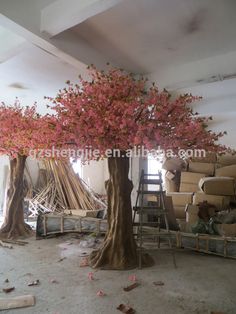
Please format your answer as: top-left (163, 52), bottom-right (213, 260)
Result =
top-left (0, 155), bottom-right (32, 239)
top-left (90, 155), bottom-right (137, 269)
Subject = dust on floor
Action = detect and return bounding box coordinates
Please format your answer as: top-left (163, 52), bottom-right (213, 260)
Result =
top-left (0, 234), bottom-right (236, 314)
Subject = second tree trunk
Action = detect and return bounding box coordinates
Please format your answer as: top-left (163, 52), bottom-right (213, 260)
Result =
top-left (0, 155), bottom-right (32, 239)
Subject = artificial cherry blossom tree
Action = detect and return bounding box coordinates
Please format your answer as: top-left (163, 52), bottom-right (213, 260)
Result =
top-left (0, 102), bottom-right (58, 239)
top-left (51, 66), bottom-right (227, 269)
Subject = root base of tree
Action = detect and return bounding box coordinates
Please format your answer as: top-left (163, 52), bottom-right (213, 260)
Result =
top-left (89, 249), bottom-right (155, 270)
top-left (89, 246), bottom-right (138, 270)
top-left (0, 222), bottom-right (32, 240)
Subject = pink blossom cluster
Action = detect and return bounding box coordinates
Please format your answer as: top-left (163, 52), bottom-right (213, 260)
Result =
top-left (0, 101), bottom-right (60, 158)
top-left (0, 66), bottom-right (229, 160)
top-left (49, 65), bottom-right (227, 160)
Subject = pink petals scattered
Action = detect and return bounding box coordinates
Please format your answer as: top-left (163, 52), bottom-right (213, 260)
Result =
top-left (96, 290), bottom-right (106, 297)
top-left (88, 272), bottom-right (94, 281)
top-left (128, 275), bottom-right (137, 282)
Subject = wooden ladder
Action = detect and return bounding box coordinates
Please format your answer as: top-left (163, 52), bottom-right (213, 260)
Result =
top-left (133, 169), bottom-right (173, 268)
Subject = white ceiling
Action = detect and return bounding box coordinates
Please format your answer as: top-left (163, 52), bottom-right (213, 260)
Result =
top-left (0, 0), bottom-right (236, 115)
top-left (71, 0), bottom-right (236, 73)
top-left (0, 25), bottom-right (26, 63)
top-left (0, 43), bottom-right (84, 113)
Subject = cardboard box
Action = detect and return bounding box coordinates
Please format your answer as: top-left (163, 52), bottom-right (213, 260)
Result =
top-left (167, 192), bottom-right (193, 219)
top-left (185, 204), bottom-right (199, 215)
top-left (167, 192), bottom-right (193, 206)
top-left (188, 161), bottom-right (215, 176)
top-left (179, 183), bottom-right (198, 193)
top-left (185, 204), bottom-right (199, 225)
top-left (165, 171), bottom-right (175, 180)
top-left (165, 178), bottom-right (178, 192)
top-left (215, 165), bottom-right (236, 179)
top-left (199, 177), bottom-right (235, 196)
top-left (177, 219), bottom-right (187, 232)
top-left (191, 152), bottom-right (217, 163)
top-left (162, 157), bottom-right (186, 172)
top-left (163, 195), bottom-right (179, 230)
top-left (217, 153), bottom-right (236, 166)
top-left (164, 171), bottom-right (179, 192)
top-left (216, 223), bottom-right (236, 237)
top-left (193, 192), bottom-right (230, 210)
top-left (179, 172), bottom-right (205, 193)
top-left (174, 205), bottom-right (186, 219)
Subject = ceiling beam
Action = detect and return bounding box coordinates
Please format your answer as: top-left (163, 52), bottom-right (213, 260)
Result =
top-left (0, 13), bottom-right (87, 71)
top-left (41, 0), bottom-right (122, 37)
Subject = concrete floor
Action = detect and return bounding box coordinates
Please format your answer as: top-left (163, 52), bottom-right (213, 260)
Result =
top-left (0, 234), bottom-right (236, 314)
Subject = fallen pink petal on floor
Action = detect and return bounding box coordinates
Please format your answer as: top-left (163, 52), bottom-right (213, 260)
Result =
top-left (88, 272), bottom-right (94, 281)
top-left (128, 275), bottom-right (137, 282)
top-left (96, 290), bottom-right (106, 296)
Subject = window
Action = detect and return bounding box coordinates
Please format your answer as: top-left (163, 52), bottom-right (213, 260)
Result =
top-left (147, 154), bottom-right (165, 191)
top-left (71, 159), bottom-right (82, 178)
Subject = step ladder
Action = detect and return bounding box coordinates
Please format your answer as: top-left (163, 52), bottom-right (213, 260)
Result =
top-left (133, 170), bottom-right (174, 268)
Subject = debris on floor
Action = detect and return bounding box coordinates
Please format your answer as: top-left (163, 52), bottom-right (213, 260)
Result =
top-left (28, 280), bottom-right (40, 287)
top-left (57, 257), bottom-right (66, 262)
top-left (96, 290), bottom-right (106, 297)
top-left (79, 257), bottom-right (89, 267)
top-left (117, 304), bottom-right (135, 314)
top-left (4, 279), bottom-right (9, 283)
top-left (2, 287), bottom-right (15, 293)
top-left (0, 241), bottom-right (13, 249)
top-left (128, 275), bottom-right (137, 282)
top-left (0, 295), bottom-right (35, 311)
top-left (153, 281), bottom-right (165, 286)
top-left (1, 239), bottom-right (28, 246)
top-left (88, 272), bottom-right (94, 281)
top-left (50, 279), bottom-right (59, 284)
top-left (79, 238), bottom-right (96, 249)
top-left (123, 283), bottom-right (140, 292)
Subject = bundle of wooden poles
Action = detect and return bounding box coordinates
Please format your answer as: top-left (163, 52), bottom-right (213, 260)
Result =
top-left (28, 160), bottom-right (107, 217)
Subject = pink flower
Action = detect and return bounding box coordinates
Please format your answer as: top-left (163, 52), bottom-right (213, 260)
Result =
top-left (128, 275), bottom-right (137, 282)
top-left (96, 290), bottom-right (106, 297)
top-left (88, 272), bottom-right (94, 281)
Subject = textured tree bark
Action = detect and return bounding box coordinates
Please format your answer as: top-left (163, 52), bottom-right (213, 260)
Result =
top-left (90, 155), bottom-right (137, 269)
top-left (0, 155), bottom-right (32, 239)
